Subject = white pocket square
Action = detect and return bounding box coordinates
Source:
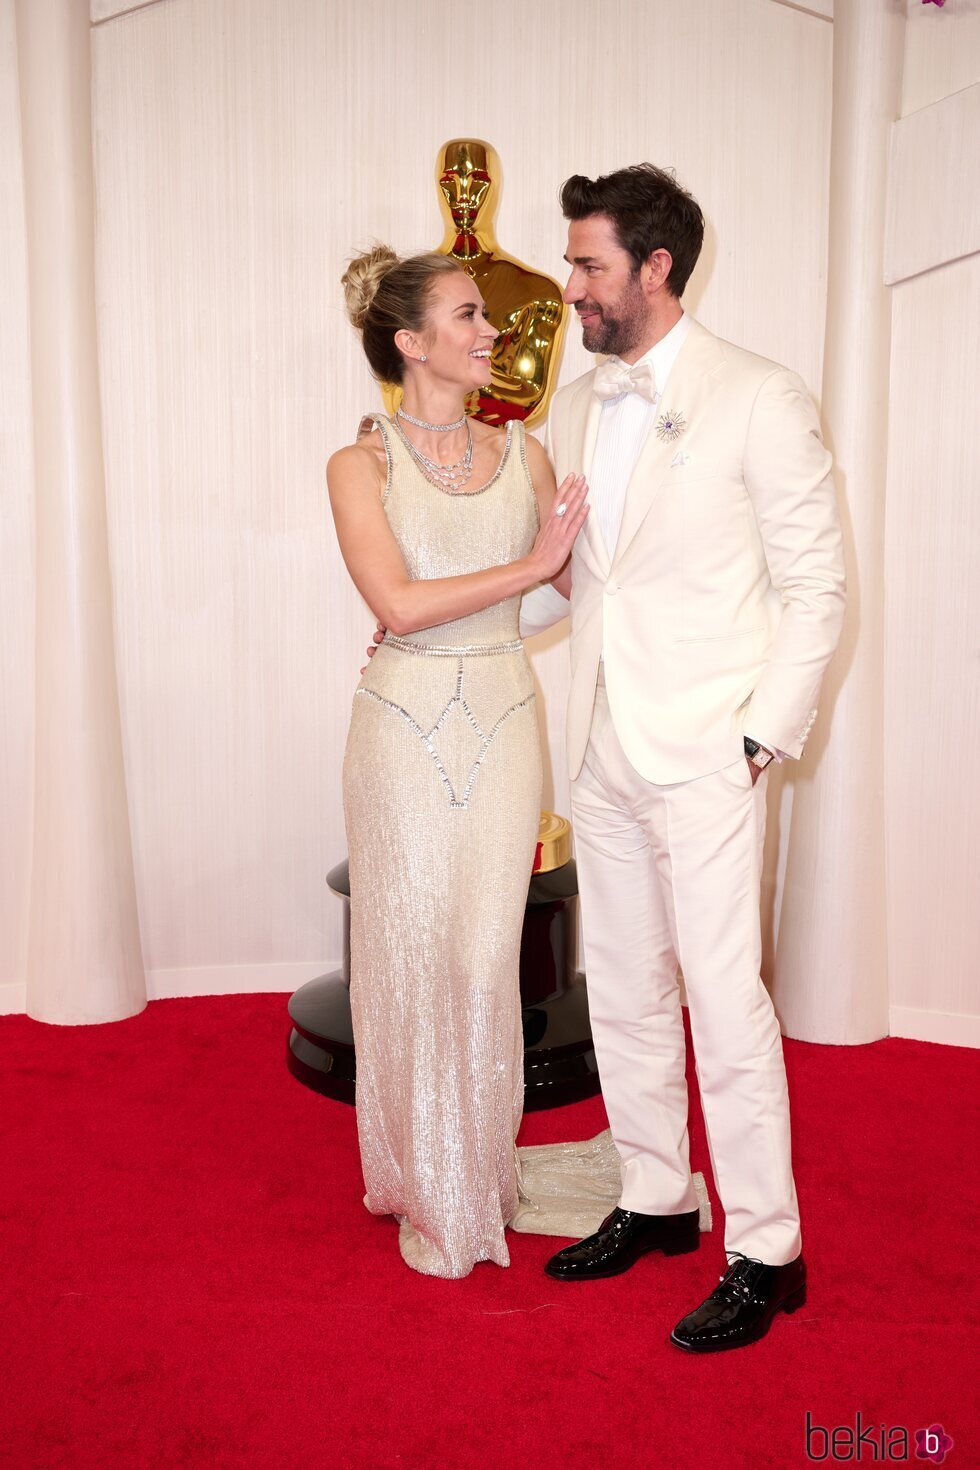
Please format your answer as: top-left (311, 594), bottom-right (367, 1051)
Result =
top-left (670, 451), bottom-right (690, 468)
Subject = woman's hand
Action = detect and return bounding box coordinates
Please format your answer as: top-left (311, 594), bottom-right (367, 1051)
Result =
top-left (360, 621), bottom-right (386, 675)
top-left (526, 474), bottom-right (590, 583)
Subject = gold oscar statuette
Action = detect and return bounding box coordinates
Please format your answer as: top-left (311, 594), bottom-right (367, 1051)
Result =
top-left (383, 138), bottom-right (566, 427)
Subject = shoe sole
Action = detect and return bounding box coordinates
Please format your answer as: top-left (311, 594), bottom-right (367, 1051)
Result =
top-left (544, 1233), bottom-right (700, 1282)
top-left (668, 1283), bottom-right (807, 1352)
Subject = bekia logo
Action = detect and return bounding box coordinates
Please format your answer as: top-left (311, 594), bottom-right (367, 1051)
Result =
top-left (915, 1425), bottom-right (955, 1465)
top-left (805, 1412), bottom-right (955, 1462)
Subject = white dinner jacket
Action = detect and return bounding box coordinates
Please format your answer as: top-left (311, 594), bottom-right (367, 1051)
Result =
top-left (522, 319), bottom-right (846, 785)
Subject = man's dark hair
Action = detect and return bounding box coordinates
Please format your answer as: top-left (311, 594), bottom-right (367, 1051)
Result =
top-left (559, 164), bottom-right (704, 298)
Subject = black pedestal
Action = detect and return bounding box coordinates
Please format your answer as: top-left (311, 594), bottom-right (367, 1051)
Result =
top-left (287, 859), bottom-right (599, 1111)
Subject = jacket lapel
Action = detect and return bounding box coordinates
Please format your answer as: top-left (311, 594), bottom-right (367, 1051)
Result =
top-left (611, 322), bottom-right (727, 568)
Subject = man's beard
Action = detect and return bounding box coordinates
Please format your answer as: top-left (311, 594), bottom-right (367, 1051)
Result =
top-left (578, 272), bottom-right (648, 356)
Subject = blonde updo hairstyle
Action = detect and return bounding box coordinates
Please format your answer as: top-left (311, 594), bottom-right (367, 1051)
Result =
top-left (342, 245), bottom-right (464, 385)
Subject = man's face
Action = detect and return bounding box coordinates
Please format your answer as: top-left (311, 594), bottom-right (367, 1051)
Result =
top-left (562, 214), bottom-right (649, 357)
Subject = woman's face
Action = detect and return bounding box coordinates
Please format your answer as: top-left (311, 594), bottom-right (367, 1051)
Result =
top-left (416, 271), bottom-right (498, 389)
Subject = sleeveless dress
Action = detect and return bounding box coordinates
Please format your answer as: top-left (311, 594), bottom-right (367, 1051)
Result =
top-left (341, 415), bottom-right (711, 1278)
top-left (343, 415), bottom-right (543, 1278)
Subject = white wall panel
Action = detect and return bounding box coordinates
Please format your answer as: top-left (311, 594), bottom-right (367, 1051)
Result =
top-left (885, 83), bottom-right (980, 285)
top-left (884, 253), bottom-right (980, 1030)
top-left (89, 0), bottom-right (832, 989)
top-left (0, 0), bottom-right (34, 1014)
top-left (902, 0), bottom-right (980, 115)
top-left (882, 0), bottom-right (980, 1039)
top-left (91, 1), bottom-right (161, 21)
top-left (770, 0), bottom-right (832, 19)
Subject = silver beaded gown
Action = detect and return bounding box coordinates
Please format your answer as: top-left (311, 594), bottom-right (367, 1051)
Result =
top-left (343, 413), bottom-right (542, 1278)
top-left (341, 414), bottom-right (711, 1279)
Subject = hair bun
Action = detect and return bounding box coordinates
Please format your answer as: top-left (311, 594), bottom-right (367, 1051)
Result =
top-left (342, 244), bottom-right (399, 330)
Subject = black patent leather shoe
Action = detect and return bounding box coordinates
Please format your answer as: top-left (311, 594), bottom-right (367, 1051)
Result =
top-left (669, 1252), bottom-right (807, 1352)
top-left (544, 1206), bottom-right (700, 1281)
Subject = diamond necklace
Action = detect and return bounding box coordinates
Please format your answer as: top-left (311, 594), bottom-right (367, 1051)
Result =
top-left (396, 406), bottom-right (466, 432)
top-left (397, 417), bottom-right (474, 493)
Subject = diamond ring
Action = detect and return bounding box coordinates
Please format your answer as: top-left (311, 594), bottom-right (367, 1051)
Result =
top-left (555, 502), bottom-right (568, 517)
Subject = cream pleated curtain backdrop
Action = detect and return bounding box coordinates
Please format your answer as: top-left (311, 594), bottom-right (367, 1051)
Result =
top-left (13, 0), bottom-right (145, 1024)
top-left (0, 0), bottom-right (33, 1018)
top-left (78, 0), bottom-right (835, 1026)
top-left (1, 0), bottom-right (976, 1042)
top-left (772, 0), bottom-right (903, 1042)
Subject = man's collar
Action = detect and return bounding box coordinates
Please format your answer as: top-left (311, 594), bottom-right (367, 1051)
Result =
top-left (623, 311), bottom-right (692, 381)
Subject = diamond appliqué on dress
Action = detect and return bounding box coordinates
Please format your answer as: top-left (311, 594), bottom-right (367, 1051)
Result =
top-left (357, 661), bottom-right (534, 810)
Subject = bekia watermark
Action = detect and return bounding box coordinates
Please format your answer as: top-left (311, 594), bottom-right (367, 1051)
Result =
top-left (805, 1411), bottom-right (955, 1463)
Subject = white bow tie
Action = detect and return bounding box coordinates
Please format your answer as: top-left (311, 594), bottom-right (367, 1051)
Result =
top-left (592, 356), bottom-right (658, 404)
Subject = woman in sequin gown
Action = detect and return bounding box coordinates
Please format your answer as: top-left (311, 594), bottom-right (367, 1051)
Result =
top-left (328, 247), bottom-right (589, 1277)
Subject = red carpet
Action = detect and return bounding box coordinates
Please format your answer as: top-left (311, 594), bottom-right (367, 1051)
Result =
top-left (1, 994), bottom-right (976, 1470)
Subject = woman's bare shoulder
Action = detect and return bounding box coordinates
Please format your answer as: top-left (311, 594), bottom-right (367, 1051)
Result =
top-left (327, 429), bottom-right (388, 494)
top-left (521, 428), bottom-right (551, 469)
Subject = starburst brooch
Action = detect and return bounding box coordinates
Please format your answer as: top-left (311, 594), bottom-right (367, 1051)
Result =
top-left (656, 410), bottom-right (686, 443)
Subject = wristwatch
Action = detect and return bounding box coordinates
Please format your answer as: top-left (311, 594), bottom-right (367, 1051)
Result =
top-left (743, 736), bottom-right (774, 772)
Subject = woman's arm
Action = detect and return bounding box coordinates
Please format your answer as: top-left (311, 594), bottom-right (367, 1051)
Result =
top-left (327, 439), bottom-right (588, 637)
top-left (524, 432), bottom-right (576, 600)
top-left (551, 562), bottom-right (573, 600)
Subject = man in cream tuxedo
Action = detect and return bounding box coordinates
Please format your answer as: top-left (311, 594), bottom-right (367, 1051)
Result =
top-left (521, 164), bottom-right (845, 1352)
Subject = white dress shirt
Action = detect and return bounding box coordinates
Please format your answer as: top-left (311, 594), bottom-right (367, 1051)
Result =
top-left (590, 312), bottom-right (692, 558)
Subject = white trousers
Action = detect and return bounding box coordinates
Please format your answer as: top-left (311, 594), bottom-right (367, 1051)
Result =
top-left (571, 679), bottom-right (802, 1265)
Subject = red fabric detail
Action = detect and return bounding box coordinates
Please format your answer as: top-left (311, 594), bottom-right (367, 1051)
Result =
top-left (1, 994), bottom-right (975, 1468)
